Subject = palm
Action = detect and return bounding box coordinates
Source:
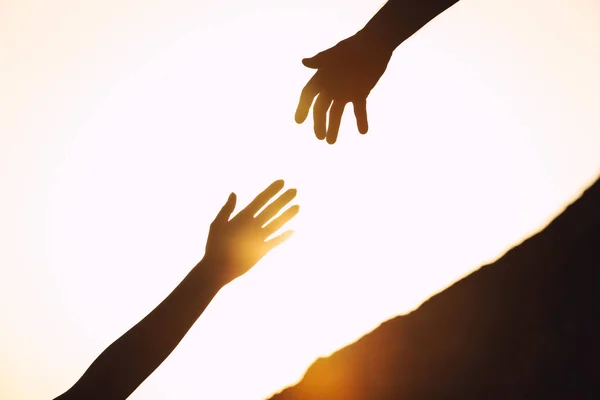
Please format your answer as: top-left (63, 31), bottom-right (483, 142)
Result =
top-left (210, 219), bottom-right (269, 268)
top-left (295, 32), bottom-right (393, 144)
top-left (205, 180), bottom-right (299, 285)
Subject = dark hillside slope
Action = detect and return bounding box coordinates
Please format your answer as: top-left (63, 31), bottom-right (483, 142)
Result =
top-left (270, 177), bottom-right (600, 399)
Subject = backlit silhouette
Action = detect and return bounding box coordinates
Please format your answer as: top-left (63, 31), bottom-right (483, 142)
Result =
top-left (270, 177), bottom-right (600, 399)
top-left (53, 180), bottom-right (298, 399)
top-left (296, 0), bottom-right (460, 144)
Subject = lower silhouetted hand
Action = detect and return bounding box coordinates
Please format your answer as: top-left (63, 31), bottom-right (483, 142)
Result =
top-left (53, 180), bottom-right (299, 400)
top-left (205, 179), bottom-right (299, 286)
top-left (295, 31), bottom-right (393, 144)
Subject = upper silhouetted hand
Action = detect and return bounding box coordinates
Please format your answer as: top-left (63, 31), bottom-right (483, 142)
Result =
top-left (295, 31), bottom-right (393, 144)
top-left (204, 179), bottom-right (299, 285)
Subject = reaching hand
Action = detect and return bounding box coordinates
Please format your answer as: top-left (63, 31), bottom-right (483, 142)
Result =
top-left (204, 179), bottom-right (299, 285)
top-left (295, 31), bottom-right (393, 144)
top-left (53, 180), bottom-right (298, 400)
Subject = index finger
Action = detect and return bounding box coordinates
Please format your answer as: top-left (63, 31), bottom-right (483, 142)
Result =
top-left (263, 205), bottom-right (300, 238)
top-left (295, 73), bottom-right (320, 124)
top-left (256, 188), bottom-right (297, 225)
top-left (241, 180), bottom-right (285, 217)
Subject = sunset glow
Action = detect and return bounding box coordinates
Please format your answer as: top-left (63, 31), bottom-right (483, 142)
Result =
top-left (1, 0), bottom-right (599, 398)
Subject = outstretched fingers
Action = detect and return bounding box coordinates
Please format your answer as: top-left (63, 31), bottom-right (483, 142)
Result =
top-left (313, 92), bottom-right (333, 140)
top-left (263, 205), bottom-right (300, 238)
top-left (243, 180), bottom-right (285, 217)
top-left (352, 98), bottom-right (369, 134)
top-left (265, 230), bottom-right (295, 252)
top-left (326, 100), bottom-right (347, 145)
top-left (256, 188), bottom-right (297, 226)
top-left (296, 74), bottom-right (320, 124)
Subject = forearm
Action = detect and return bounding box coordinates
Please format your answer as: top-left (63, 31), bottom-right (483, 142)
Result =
top-left (58, 258), bottom-right (223, 399)
top-left (360, 0), bottom-right (461, 52)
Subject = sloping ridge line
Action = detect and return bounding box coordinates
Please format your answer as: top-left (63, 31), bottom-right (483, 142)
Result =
top-left (270, 176), bottom-right (600, 399)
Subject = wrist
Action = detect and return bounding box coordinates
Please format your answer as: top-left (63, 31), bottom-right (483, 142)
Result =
top-left (359, 0), bottom-right (408, 54)
top-left (192, 257), bottom-right (228, 294)
top-left (355, 26), bottom-right (398, 58)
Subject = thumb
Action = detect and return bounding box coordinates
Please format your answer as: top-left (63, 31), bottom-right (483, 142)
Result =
top-left (214, 192), bottom-right (236, 224)
top-left (302, 49), bottom-right (333, 69)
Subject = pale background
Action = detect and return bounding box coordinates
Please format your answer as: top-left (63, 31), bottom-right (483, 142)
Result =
top-left (1, 0), bottom-right (599, 398)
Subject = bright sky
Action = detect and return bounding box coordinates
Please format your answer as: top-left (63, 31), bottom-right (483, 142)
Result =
top-left (1, 0), bottom-right (599, 398)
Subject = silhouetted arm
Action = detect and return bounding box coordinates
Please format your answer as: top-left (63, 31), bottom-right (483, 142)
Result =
top-left (296, 0), bottom-right (461, 144)
top-left (361, 0), bottom-right (461, 53)
top-left (54, 180), bottom-right (299, 400)
top-left (54, 261), bottom-right (222, 400)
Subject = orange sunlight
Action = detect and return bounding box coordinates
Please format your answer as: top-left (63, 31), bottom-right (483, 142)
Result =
top-left (1, 0), bottom-right (599, 399)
